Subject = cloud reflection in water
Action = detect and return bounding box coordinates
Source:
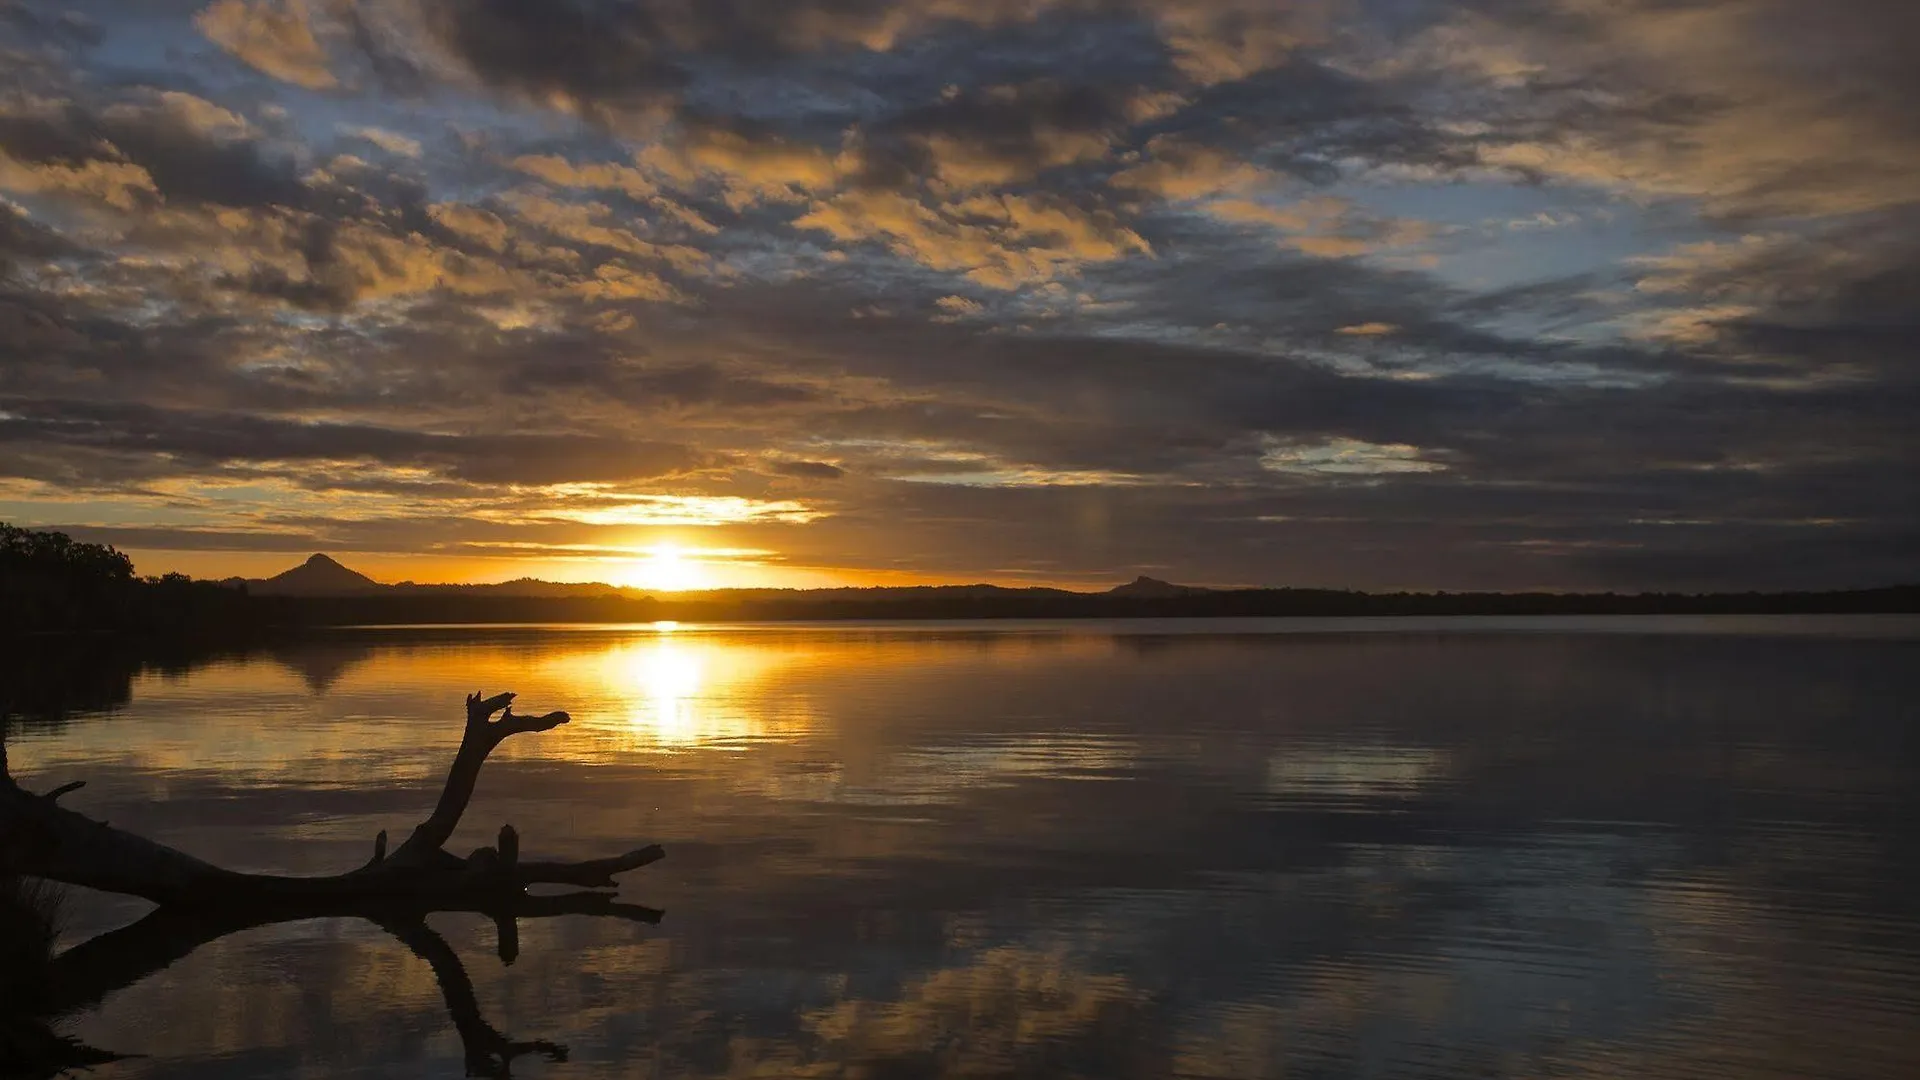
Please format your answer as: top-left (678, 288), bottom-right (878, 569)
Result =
top-left (4, 621), bottom-right (1917, 1078)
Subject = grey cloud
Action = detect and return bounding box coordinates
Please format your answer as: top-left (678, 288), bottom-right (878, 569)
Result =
top-left (0, 0), bottom-right (1912, 590)
top-left (0, 96), bottom-right (310, 210)
top-left (1712, 238), bottom-right (1920, 383)
top-left (848, 78), bottom-right (1156, 190)
top-left (419, 0), bottom-right (689, 120)
top-left (770, 460), bottom-right (846, 480)
top-left (686, 262), bottom-right (1911, 488)
top-left (504, 355), bottom-right (820, 410)
top-left (115, 112), bottom-right (302, 212)
top-left (216, 264), bottom-right (356, 311)
top-left (0, 110), bottom-right (104, 166)
top-left (0, 201), bottom-right (74, 270)
top-left (38, 524), bottom-right (333, 554)
top-left (1165, 58), bottom-right (1458, 181)
top-left (0, 398), bottom-right (717, 485)
top-left (1420, 0), bottom-right (1920, 217)
top-left (1, 2), bottom-right (104, 44)
top-left (0, 0), bottom-right (104, 69)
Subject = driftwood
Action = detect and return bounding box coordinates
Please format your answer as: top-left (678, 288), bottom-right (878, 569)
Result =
top-left (0, 690), bottom-right (663, 906)
top-left (0, 690), bottom-right (664, 1077)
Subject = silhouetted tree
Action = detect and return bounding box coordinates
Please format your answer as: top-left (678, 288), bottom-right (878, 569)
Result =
top-left (0, 524), bottom-right (134, 633)
top-left (0, 523), bottom-right (268, 636)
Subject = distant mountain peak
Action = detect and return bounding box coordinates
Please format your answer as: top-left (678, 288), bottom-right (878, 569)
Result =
top-left (1108, 575), bottom-right (1211, 598)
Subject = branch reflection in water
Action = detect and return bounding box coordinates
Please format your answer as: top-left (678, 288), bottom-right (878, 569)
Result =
top-left (4, 621), bottom-right (1919, 1078)
top-left (0, 873), bottom-right (662, 1078)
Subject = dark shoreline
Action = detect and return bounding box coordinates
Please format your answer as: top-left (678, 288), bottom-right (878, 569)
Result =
top-left (229, 582), bottom-right (1920, 628)
top-left (10, 524), bottom-right (1917, 637)
top-left (8, 583), bottom-right (1919, 639)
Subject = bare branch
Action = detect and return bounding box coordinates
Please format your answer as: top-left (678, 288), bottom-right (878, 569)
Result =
top-left (503, 891), bottom-right (665, 924)
top-left (395, 690), bottom-right (567, 861)
top-left (515, 845), bottom-right (665, 889)
top-left (493, 708), bottom-right (570, 740)
top-left (380, 916), bottom-right (571, 1078)
top-left (467, 691), bottom-right (516, 725)
top-left (5, 691), bottom-right (660, 911)
top-left (44, 890), bottom-right (661, 1020)
top-left (45, 780), bottom-right (87, 802)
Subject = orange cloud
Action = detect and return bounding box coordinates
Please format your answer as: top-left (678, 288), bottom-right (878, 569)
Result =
top-left (1152, 0), bottom-right (1337, 85)
top-left (339, 125), bottom-right (422, 158)
top-left (195, 0), bottom-right (336, 90)
top-left (0, 151), bottom-right (157, 211)
top-left (638, 126), bottom-right (840, 207)
top-left (796, 189), bottom-right (1150, 289)
top-left (426, 203), bottom-right (512, 253)
top-left (1210, 196), bottom-right (1437, 258)
top-left (573, 262), bottom-right (686, 303)
top-left (500, 192), bottom-right (706, 275)
top-left (1111, 137), bottom-right (1277, 200)
top-left (510, 154), bottom-right (659, 201)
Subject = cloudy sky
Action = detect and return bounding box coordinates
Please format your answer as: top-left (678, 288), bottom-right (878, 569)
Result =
top-left (1, 0), bottom-right (1914, 590)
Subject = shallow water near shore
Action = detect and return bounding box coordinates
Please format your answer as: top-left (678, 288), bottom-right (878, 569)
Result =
top-left (7, 616), bottom-right (1920, 1078)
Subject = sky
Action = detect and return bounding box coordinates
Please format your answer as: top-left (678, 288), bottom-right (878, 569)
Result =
top-left (0, 0), bottom-right (1915, 591)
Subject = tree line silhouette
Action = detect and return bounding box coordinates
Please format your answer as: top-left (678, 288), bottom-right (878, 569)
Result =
top-left (1, 524), bottom-right (263, 637)
top-left (3, 522), bottom-right (1913, 638)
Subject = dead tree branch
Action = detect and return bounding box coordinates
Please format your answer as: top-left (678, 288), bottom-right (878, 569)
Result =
top-left (1, 691), bottom-right (660, 910)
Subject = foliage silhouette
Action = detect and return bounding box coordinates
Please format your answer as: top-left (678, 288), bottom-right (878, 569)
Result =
top-left (1, 523), bottom-right (269, 637)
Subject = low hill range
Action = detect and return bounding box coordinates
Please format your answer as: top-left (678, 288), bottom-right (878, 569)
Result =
top-left (212, 556), bottom-right (1920, 621)
top-left (230, 555), bottom-right (1201, 601)
top-left (17, 522), bottom-right (1908, 639)
top-left (225, 555), bottom-right (647, 599)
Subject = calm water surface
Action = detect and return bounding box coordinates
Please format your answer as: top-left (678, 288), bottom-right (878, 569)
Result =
top-left (7, 617), bottom-right (1920, 1078)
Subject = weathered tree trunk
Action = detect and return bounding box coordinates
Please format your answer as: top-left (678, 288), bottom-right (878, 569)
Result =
top-left (0, 690), bottom-right (662, 909)
top-left (2, 689), bottom-right (664, 1077)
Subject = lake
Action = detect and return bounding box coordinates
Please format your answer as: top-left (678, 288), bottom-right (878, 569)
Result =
top-left (5, 617), bottom-right (1920, 1078)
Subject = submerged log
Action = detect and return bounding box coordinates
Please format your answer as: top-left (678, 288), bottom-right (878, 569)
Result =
top-left (0, 690), bottom-right (662, 909)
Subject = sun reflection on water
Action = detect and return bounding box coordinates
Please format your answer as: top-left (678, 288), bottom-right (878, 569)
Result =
top-left (563, 630), bottom-right (819, 751)
top-left (625, 637), bottom-right (705, 744)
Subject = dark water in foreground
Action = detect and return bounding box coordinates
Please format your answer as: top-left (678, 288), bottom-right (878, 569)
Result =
top-left (7, 617), bottom-right (1920, 1078)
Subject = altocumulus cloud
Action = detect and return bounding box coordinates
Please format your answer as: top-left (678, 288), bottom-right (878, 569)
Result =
top-left (0, 0), bottom-right (1913, 589)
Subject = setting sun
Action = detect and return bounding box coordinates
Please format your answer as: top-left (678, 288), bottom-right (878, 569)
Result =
top-left (0, 0), bottom-right (1912, 1070)
top-left (619, 543), bottom-right (710, 593)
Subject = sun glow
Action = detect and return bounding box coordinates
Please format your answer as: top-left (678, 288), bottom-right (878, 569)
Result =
top-left (619, 543), bottom-right (710, 592)
top-left (568, 633), bottom-right (818, 749)
top-left (629, 637), bottom-right (705, 744)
